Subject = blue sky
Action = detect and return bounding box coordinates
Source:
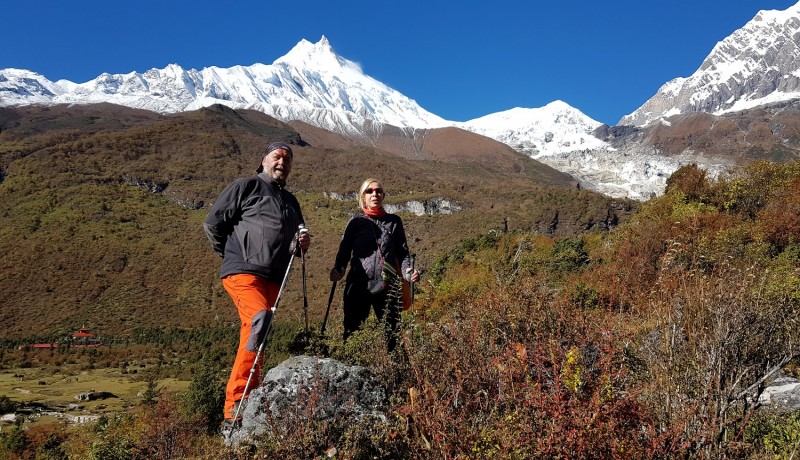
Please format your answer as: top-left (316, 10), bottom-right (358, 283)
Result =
top-left (2, 1), bottom-right (797, 125)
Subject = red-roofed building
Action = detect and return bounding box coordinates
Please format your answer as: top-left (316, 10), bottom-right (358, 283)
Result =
top-left (72, 327), bottom-right (101, 348)
top-left (72, 328), bottom-right (94, 339)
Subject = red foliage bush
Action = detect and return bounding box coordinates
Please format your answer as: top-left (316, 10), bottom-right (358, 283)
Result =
top-left (396, 281), bottom-right (668, 459)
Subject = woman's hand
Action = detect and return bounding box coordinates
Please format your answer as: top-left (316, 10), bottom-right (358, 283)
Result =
top-left (406, 269), bottom-right (420, 283)
top-left (330, 267), bottom-right (344, 282)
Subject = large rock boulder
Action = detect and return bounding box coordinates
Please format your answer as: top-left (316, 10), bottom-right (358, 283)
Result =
top-left (226, 355), bottom-right (387, 446)
top-left (759, 374), bottom-right (800, 410)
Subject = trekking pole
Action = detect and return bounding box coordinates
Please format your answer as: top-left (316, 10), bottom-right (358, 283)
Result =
top-left (410, 253), bottom-right (416, 306)
top-left (320, 281), bottom-right (337, 335)
top-left (301, 229), bottom-right (310, 341)
top-left (231, 224), bottom-right (305, 426)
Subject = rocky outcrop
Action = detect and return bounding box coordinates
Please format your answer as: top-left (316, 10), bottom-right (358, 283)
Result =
top-left (122, 175), bottom-right (168, 193)
top-left (760, 374), bottom-right (800, 410)
top-left (384, 198), bottom-right (462, 216)
top-left (75, 391), bottom-right (116, 402)
top-left (324, 192), bottom-right (463, 216)
top-left (226, 355), bottom-right (387, 446)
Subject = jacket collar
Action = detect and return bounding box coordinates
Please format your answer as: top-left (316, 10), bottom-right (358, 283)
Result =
top-left (258, 172), bottom-right (285, 189)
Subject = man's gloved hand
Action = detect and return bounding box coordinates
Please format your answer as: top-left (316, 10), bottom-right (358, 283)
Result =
top-left (291, 226), bottom-right (312, 255)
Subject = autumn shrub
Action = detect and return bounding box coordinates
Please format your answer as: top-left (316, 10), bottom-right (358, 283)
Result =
top-left (407, 162), bottom-right (800, 458)
top-left (332, 315), bottom-right (400, 382)
top-left (744, 409), bottom-right (800, 459)
top-left (135, 392), bottom-right (206, 459)
top-left (590, 195), bottom-right (679, 307)
top-left (756, 176), bottom-right (800, 253)
top-left (664, 163), bottom-right (711, 202)
top-left (67, 414), bottom-right (138, 460)
top-left (396, 279), bottom-right (664, 459)
top-left (58, 391), bottom-right (217, 459)
top-left (591, 161), bottom-right (800, 311)
top-left (642, 257), bottom-right (800, 458)
top-left (426, 231), bottom-right (501, 284)
top-left (246, 407), bottom-right (406, 459)
top-left (181, 360), bottom-right (226, 435)
top-left (568, 281), bottom-right (602, 310)
top-left (23, 424), bottom-right (70, 460)
top-left (713, 161), bottom-right (800, 217)
top-left (549, 237), bottom-right (590, 274)
top-left (625, 163), bottom-right (800, 456)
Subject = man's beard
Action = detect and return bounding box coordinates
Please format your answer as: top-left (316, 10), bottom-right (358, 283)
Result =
top-left (267, 168), bottom-right (288, 186)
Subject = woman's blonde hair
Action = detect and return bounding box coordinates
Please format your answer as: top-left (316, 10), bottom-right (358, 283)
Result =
top-left (357, 178), bottom-right (383, 209)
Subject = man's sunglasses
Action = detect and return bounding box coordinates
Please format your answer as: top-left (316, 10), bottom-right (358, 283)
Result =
top-left (364, 188), bottom-right (384, 195)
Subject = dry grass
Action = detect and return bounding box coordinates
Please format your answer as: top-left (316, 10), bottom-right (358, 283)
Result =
top-left (0, 363), bottom-right (189, 424)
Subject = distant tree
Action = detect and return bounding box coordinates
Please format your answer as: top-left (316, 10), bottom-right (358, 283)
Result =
top-left (550, 238), bottom-right (589, 274)
top-left (140, 374), bottom-right (162, 406)
top-left (29, 429), bottom-right (67, 460)
top-left (182, 361), bottom-right (225, 434)
top-left (0, 420), bottom-right (29, 457)
top-left (0, 395), bottom-right (16, 414)
top-left (665, 163), bottom-right (709, 202)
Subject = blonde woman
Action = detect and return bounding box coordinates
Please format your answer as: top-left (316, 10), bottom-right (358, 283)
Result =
top-left (330, 178), bottom-right (420, 352)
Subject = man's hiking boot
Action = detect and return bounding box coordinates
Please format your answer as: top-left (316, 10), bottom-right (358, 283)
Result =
top-left (221, 399), bottom-right (245, 438)
top-left (221, 417), bottom-right (239, 429)
top-left (229, 399), bottom-right (245, 419)
top-left (220, 417), bottom-right (240, 440)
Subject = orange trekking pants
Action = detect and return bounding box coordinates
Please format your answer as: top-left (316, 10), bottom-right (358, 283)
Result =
top-left (222, 273), bottom-right (280, 420)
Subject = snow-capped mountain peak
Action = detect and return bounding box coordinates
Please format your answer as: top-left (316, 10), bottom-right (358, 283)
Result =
top-left (274, 35), bottom-right (356, 73)
top-left (459, 100), bottom-right (606, 158)
top-left (0, 68), bottom-right (64, 103)
top-left (621, 2), bottom-right (800, 126)
top-left (0, 36), bottom-right (448, 133)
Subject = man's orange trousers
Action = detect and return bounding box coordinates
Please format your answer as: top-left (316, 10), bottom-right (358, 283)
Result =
top-left (222, 274), bottom-right (280, 420)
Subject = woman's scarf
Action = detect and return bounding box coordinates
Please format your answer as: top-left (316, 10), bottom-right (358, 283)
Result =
top-left (363, 205), bottom-right (386, 219)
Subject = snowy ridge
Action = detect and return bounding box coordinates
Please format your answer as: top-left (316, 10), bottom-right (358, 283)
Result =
top-left (454, 102), bottom-right (675, 199)
top-left (0, 37), bottom-right (449, 137)
top-left (0, 68), bottom-right (63, 104)
top-left (621, 2), bottom-right (800, 126)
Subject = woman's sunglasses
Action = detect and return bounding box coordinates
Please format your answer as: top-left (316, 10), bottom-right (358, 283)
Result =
top-left (364, 188), bottom-right (384, 195)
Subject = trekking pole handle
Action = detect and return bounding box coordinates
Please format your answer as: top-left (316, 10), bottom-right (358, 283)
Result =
top-left (294, 224), bottom-right (309, 255)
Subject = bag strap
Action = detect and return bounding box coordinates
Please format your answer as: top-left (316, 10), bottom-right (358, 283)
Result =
top-left (370, 219), bottom-right (386, 268)
top-left (366, 215), bottom-right (396, 276)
